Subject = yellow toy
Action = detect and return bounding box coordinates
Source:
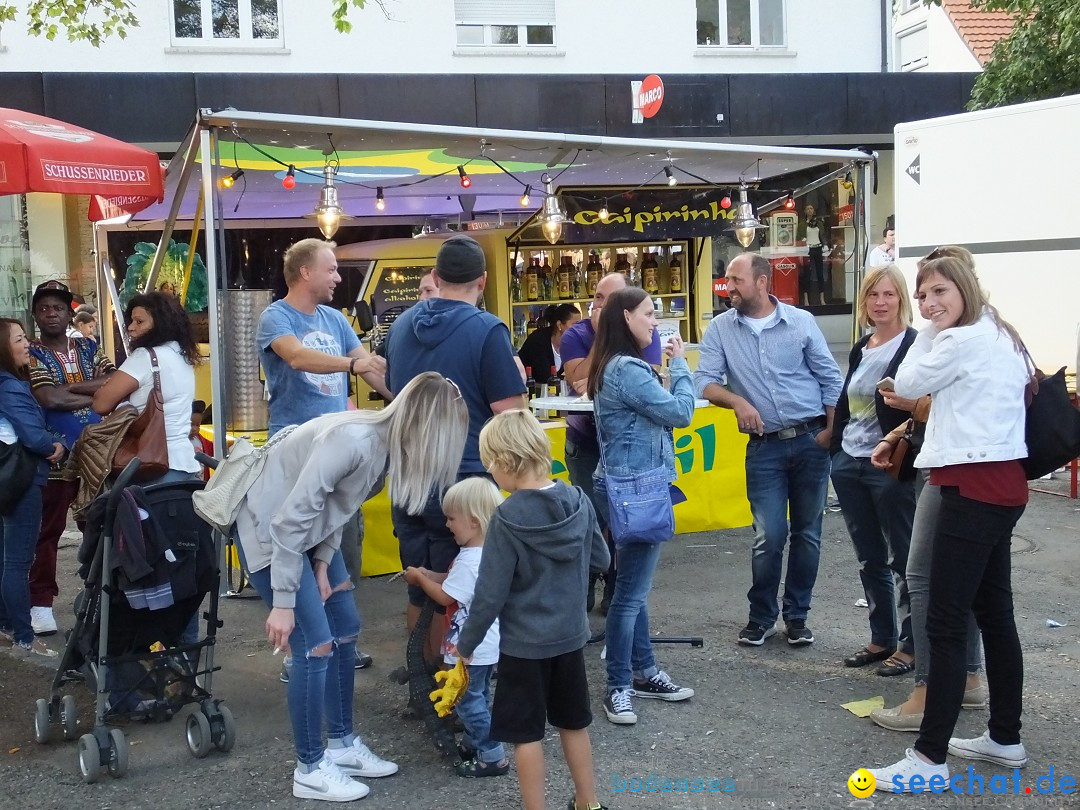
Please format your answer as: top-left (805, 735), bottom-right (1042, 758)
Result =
top-left (429, 660), bottom-right (470, 718)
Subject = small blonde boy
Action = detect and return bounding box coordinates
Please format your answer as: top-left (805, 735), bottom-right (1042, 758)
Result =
top-left (455, 409), bottom-right (610, 810)
top-left (403, 477), bottom-right (508, 778)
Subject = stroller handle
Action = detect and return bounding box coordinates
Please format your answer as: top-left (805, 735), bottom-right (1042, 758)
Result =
top-left (195, 451), bottom-right (220, 470)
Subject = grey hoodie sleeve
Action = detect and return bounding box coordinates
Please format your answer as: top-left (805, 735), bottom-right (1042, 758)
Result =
top-left (457, 513), bottom-right (516, 660)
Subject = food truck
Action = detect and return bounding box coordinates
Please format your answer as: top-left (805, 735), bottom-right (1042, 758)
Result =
top-left (116, 110), bottom-right (875, 573)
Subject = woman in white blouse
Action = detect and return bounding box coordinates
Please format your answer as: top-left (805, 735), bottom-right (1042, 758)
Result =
top-left (93, 292), bottom-right (202, 483)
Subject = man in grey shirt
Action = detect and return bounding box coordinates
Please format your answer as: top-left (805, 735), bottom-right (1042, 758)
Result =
top-left (694, 252), bottom-right (843, 648)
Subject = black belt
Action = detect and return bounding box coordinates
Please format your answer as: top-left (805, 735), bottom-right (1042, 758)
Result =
top-left (748, 415), bottom-right (827, 442)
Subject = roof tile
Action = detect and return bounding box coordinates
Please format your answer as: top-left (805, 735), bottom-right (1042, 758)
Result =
top-left (941, 0), bottom-right (1015, 65)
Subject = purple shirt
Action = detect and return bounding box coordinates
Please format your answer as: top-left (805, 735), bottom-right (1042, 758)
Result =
top-left (560, 319), bottom-right (662, 448)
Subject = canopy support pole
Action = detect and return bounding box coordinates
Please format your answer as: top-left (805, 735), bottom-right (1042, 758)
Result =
top-left (200, 125), bottom-right (227, 461)
top-left (144, 124), bottom-right (200, 294)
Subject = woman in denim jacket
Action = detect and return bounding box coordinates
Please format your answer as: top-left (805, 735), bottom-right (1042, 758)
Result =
top-left (586, 287), bottom-right (696, 727)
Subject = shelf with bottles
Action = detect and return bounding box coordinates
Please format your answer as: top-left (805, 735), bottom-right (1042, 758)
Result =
top-left (508, 241), bottom-right (689, 307)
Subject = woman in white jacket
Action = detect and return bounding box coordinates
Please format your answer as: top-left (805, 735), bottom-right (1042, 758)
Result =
top-left (236, 372), bottom-right (467, 803)
top-left (868, 256), bottom-right (1030, 790)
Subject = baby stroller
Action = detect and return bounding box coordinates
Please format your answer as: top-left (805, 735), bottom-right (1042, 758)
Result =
top-left (32, 459), bottom-right (235, 783)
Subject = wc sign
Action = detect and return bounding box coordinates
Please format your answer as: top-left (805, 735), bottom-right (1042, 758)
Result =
top-left (906, 154), bottom-right (921, 185)
top-left (631, 75), bottom-right (665, 124)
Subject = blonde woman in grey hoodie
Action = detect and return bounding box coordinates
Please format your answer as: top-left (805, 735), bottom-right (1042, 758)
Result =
top-left (234, 372), bottom-right (467, 803)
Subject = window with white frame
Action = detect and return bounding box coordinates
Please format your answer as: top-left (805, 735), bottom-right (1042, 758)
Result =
top-left (454, 0), bottom-right (555, 48)
top-left (902, 0), bottom-right (921, 11)
top-left (172, 0), bottom-right (282, 45)
top-left (696, 0), bottom-right (785, 47)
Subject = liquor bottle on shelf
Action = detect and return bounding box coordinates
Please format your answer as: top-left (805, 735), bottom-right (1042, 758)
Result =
top-left (511, 266), bottom-right (523, 303)
top-left (557, 255), bottom-right (573, 300)
top-left (514, 312), bottom-right (527, 347)
top-left (586, 251), bottom-right (603, 296)
top-left (669, 252), bottom-right (683, 293)
top-left (526, 257), bottom-right (540, 301)
top-left (541, 256), bottom-right (553, 301)
top-left (574, 257), bottom-right (586, 298)
top-left (642, 251), bottom-right (659, 294)
top-left (526, 311), bottom-right (539, 337)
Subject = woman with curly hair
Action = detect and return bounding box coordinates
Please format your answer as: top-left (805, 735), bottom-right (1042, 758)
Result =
top-left (93, 292), bottom-right (202, 482)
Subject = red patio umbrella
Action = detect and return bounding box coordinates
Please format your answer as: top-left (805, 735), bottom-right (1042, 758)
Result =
top-left (0, 107), bottom-right (164, 220)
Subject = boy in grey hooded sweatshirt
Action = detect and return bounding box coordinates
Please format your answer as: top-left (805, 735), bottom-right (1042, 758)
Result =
top-left (456, 409), bottom-right (610, 810)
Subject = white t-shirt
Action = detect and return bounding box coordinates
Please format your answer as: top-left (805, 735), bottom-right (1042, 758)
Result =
top-left (805, 224), bottom-right (823, 247)
top-left (866, 245), bottom-right (894, 267)
top-left (441, 546), bottom-right (500, 667)
top-left (119, 341), bottom-right (200, 473)
top-left (842, 331), bottom-right (906, 458)
top-left (743, 308), bottom-right (779, 335)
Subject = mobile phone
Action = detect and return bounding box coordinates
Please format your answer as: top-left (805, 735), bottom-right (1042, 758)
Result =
top-left (876, 377), bottom-right (895, 392)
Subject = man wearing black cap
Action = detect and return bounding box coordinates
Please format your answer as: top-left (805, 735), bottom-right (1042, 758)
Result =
top-left (385, 234), bottom-right (526, 654)
top-left (27, 280), bottom-right (115, 636)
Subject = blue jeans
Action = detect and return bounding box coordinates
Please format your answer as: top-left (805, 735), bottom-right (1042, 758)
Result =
top-left (238, 544), bottom-right (360, 766)
top-left (605, 541), bottom-right (662, 691)
top-left (456, 664), bottom-right (505, 763)
top-left (744, 431), bottom-right (831, 627)
top-left (565, 438), bottom-right (604, 531)
top-left (0, 484), bottom-right (44, 646)
top-left (830, 451), bottom-right (916, 652)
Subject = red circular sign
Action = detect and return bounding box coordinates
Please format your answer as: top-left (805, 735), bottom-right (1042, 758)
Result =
top-left (639, 75), bottom-right (664, 119)
top-left (713, 277), bottom-right (728, 297)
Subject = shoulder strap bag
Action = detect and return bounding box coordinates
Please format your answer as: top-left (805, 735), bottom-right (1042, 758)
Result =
top-left (1020, 348), bottom-right (1080, 479)
top-left (112, 348), bottom-right (171, 481)
top-left (595, 397), bottom-right (675, 546)
top-left (0, 440), bottom-right (39, 515)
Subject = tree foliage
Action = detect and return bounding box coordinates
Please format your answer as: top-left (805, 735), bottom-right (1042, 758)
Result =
top-left (0, 0), bottom-right (390, 45)
top-left (927, 0), bottom-right (1080, 109)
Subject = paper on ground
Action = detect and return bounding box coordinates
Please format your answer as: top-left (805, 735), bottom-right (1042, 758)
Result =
top-left (842, 696), bottom-right (885, 717)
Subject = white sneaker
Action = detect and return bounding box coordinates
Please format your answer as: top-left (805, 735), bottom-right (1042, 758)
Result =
top-left (868, 748), bottom-right (949, 793)
top-left (31, 606), bottom-right (57, 636)
top-left (325, 740), bottom-right (399, 778)
top-left (948, 730), bottom-right (1028, 768)
top-left (292, 758), bottom-right (370, 802)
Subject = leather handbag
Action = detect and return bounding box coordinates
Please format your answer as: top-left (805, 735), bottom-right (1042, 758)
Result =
top-left (886, 418), bottom-right (923, 483)
top-left (0, 440), bottom-right (39, 515)
top-left (112, 348), bottom-right (170, 481)
top-left (1022, 364), bottom-right (1080, 480)
top-left (596, 412), bottom-right (675, 546)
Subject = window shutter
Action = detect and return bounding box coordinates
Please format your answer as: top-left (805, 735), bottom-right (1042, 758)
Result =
top-left (454, 0), bottom-right (555, 24)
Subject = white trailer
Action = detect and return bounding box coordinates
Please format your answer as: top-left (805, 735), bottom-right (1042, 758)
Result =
top-left (894, 95), bottom-right (1080, 373)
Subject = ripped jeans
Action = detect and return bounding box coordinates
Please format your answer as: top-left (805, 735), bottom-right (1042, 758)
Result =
top-left (239, 545), bottom-right (360, 766)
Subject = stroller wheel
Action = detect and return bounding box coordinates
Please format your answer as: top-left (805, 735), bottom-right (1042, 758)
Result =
top-left (213, 704), bottom-right (236, 753)
top-left (185, 711), bottom-right (212, 758)
top-left (78, 733), bottom-right (102, 783)
top-left (107, 728), bottom-right (128, 778)
top-left (61, 695), bottom-right (78, 741)
top-left (34, 699), bottom-right (52, 745)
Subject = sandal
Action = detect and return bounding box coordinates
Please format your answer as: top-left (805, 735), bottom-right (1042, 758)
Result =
top-left (843, 646), bottom-right (895, 668)
top-left (877, 654), bottom-right (915, 677)
top-left (455, 757), bottom-right (510, 778)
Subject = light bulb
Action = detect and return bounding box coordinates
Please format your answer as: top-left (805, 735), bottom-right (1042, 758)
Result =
top-left (375, 187), bottom-right (386, 211)
top-left (734, 226), bottom-right (756, 248)
top-left (457, 165), bottom-right (471, 188)
top-left (282, 165), bottom-right (296, 190)
top-left (220, 168), bottom-right (243, 190)
top-left (541, 218), bottom-right (563, 245)
top-left (599, 203), bottom-right (610, 222)
top-left (520, 185), bottom-right (531, 207)
top-left (664, 166), bottom-right (676, 186)
top-left (307, 161), bottom-right (351, 239)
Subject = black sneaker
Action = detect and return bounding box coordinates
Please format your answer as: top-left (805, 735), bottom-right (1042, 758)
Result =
top-left (785, 619), bottom-right (815, 646)
top-left (603, 688), bottom-right (637, 725)
top-left (632, 670), bottom-right (694, 701)
top-left (355, 649), bottom-right (373, 669)
top-left (737, 622), bottom-right (776, 646)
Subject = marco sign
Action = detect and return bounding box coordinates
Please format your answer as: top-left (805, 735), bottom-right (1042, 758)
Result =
top-left (631, 75), bottom-right (665, 124)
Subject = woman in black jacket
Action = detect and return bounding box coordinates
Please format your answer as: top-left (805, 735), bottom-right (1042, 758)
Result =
top-left (829, 266), bottom-right (920, 677)
top-left (516, 303), bottom-right (580, 386)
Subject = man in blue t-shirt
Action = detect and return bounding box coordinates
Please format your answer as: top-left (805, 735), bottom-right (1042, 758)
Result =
top-left (561, 271), bottom-right (662, 614)
top-left (385, 234), bottom-right (525, 655)
top-left (256, 238), bottom-right (389, 676)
